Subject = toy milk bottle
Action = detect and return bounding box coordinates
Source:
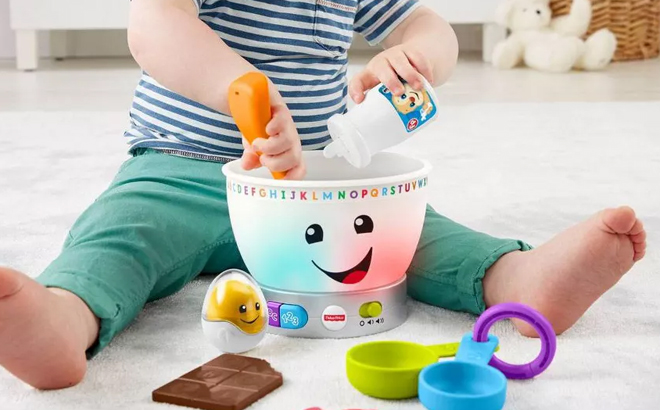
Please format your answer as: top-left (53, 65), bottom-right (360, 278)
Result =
top-left (323, 77), bottom-right (439, 168)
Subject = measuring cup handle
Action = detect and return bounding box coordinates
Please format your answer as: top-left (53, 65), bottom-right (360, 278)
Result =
top-left (427, 343), bottom-right (460, 358)
top-left (455, 333), bottom-right (499, 366)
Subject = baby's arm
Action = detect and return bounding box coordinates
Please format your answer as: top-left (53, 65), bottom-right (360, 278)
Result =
top-left (128, 0), bottom-right (254, 113)
top-left (128, 0), bottom-right (305, 179)
top-left (383, 7), bottom-right (459, 87)
top-left (350, 6), bottom-right (458, 102)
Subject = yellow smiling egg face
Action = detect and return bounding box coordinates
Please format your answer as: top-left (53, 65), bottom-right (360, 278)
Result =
top-left (205, 278), bottom-right (266, 334)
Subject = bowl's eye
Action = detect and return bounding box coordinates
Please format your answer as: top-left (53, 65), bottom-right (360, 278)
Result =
top-left (354, 215), bottom-right (374, 234)
top-left (401, 93), bottom-right (407, 99)
top-left (239, 305), bottom-right (247, 314)
top-left (255, 302), bottom-right (261, 311)
top-left (306, 224), bottom-right (324, 244)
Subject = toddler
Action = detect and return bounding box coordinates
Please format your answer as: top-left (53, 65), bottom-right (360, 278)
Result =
top-left (0, 0), bottom-right (646, 390)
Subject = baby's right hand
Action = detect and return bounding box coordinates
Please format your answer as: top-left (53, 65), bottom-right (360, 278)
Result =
top-left (241, 99), bottom-right (306, 180)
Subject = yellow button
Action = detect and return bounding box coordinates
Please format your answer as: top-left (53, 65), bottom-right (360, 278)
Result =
top-left (359, 302), bottom-right (382, 318)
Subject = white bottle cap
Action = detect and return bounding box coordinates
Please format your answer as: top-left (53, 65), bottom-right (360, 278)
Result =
top-left (324, 114), bottom-right (371, 168)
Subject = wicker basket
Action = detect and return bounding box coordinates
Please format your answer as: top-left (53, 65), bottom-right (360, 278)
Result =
top-left (550, 0), bottom-right (660, 61)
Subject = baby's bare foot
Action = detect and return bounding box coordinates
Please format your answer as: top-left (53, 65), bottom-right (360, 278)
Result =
top-left (484, 206), bottom-right (646, 336)
top-left (0, 267), bottom-right (99, 389)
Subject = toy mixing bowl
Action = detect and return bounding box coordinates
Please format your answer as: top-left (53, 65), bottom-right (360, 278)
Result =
top-left (222, 151), bottom-right (431, 294)
top-left (346, 341), bottom-right (460, 399)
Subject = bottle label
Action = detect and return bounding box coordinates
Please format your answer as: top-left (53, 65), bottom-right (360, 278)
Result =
top-left (378, 82), bottom-right (438, 133)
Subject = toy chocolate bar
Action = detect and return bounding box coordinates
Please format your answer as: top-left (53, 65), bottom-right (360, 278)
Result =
top-left (152, 354), bottom-right (283, 410)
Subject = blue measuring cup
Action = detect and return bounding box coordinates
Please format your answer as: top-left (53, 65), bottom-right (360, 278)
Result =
top-left (418, 333), bottom-right (506, 410)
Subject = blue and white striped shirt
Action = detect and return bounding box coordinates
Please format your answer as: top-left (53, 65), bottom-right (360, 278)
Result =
top-left (125, 0), bottom-right (420, 161)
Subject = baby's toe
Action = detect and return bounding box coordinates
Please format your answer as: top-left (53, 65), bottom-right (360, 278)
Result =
top-left (631, 229), bottom-right (646, 245)
top-left (600, 206), bottom-right (637, 234)
top-left (629, 218), bottom-right (645, 237)
top-left (633, 241), bottom-right (647, 261)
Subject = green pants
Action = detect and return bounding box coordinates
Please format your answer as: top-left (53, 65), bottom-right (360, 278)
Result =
top-left (38, 149), bottom-right (530, 356)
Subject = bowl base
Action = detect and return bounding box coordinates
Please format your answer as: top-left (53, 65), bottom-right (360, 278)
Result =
top-left (262, 276), bottom-right (407, 338)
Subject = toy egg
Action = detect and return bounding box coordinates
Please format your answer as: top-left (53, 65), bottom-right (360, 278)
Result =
top-left (201, 269), bottom-right (267, 353)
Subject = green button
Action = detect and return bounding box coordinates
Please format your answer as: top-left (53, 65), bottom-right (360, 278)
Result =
top-left (359, 302), bottom-right (382, 318)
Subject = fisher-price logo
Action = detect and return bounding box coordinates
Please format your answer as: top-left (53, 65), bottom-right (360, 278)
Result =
top-left (323, 314), bottom-right (346, 322)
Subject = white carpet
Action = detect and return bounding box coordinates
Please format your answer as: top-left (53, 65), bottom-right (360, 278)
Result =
top-left (1, 102), bottom-right (659, 410)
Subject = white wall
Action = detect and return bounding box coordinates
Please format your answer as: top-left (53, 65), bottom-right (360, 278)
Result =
top-left (0, 0), bottom-right (129, 59)
top-left (0, 0), bottom-right (60, 58)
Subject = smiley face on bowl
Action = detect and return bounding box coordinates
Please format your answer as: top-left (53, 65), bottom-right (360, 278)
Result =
top-left (306, 215), bottom-right (374, 285)
top-left (223, 151), bottom-right (431, 293)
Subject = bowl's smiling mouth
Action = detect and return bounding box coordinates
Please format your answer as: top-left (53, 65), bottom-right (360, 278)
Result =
top-left (240, 316), bottom-right (259, 324)
top-left (312, 248), bottom-right (373, 284)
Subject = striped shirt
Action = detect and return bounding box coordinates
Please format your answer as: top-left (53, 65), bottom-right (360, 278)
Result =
top-left (124, 0), bottom-right (420, 161)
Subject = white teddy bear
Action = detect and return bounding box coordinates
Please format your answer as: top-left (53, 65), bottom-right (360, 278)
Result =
top-left (492, 0), bottom-right (617, 72)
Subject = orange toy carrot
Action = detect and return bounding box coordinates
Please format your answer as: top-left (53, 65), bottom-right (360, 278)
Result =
top-left (228, 72), bottom-right (286, 180)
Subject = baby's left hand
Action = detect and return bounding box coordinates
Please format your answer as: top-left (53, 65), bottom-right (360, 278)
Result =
top-left (349, 44), bottom-right (434, 104)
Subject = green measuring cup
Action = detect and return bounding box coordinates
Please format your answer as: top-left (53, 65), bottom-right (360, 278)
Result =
top-left (346, 341), bottom-right (460, 400)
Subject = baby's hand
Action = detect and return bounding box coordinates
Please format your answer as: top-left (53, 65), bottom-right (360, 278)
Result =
top-left (241, 99), bottom-right (306, 180)
top-left (349, 44), bottom-right (434, 103)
